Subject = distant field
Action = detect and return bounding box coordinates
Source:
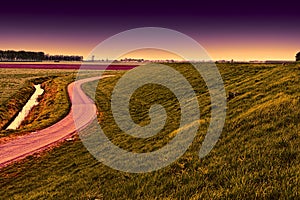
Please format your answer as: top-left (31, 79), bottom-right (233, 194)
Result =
top-left (0, 68), bottom-right (74, 104)
top-left (0, 63), bottom-right (299, 199)
top-left (0, 63), bottom-right (138, 70)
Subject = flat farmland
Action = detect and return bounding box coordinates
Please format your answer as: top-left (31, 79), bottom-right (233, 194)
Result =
top-left (0, 68), bottom-right (75, 105)
top-left (0, 63), bottom-right (138, 70)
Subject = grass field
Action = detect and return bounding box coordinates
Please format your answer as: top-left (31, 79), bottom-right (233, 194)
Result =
top-left (0, 68), bottom-right (78, 137)
top-left (0, 63), bottom-right (299, 199)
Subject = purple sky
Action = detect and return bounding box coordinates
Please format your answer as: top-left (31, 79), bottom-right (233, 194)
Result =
top-left (1, 0), bottom-right (299, 60)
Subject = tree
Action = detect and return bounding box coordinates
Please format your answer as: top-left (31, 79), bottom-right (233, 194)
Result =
top-left (0, 50), bottom-right (82, 61)
top-left (296, 52), bottom-right (300, 61)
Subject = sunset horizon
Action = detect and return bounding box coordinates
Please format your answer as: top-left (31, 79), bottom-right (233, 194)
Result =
top-left (1, 0), bottom-right (299, 62)
top-left (0, 47), bottom-right (298, 62)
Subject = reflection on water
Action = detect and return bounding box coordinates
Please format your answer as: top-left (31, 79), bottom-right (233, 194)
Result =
top-left (6, 84), bottom-right (44, 130)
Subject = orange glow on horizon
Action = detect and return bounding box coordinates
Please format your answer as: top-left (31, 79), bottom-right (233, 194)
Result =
top-left (1, 36), bottom-right (298, 61)
top-left (203, 40), bottom-right (299, 61)
top-left (118, 48), bottom-right (185, 61)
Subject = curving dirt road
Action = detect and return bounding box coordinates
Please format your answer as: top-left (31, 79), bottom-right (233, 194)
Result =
top-left (0, 76), bottom-right (110, 168)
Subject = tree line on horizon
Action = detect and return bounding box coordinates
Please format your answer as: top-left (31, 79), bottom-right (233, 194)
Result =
top-left (0, 50), bottom-right (83, 62)
top-left (1, 49), bottom-right (299, 62)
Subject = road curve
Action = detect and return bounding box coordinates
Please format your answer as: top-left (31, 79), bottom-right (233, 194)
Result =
top-left (0, 76), bottom-right (110, 168)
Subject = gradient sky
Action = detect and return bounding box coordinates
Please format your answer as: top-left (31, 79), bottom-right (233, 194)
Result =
top-left (0, 0), bottom-right (299, 61)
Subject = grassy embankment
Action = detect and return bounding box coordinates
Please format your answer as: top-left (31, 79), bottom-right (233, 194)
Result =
top-left (0, 63), bottom-right (299, 199)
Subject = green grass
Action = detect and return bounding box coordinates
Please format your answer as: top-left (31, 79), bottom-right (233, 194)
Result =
top-left (0, 63), bottom-right (299, 199)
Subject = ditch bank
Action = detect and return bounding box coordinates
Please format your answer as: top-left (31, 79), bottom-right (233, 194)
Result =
top-left (0, 83), bottom-right (35, 130)
top-left (17, 75), bottom-right (74, 132)
top-left (6, 84), bottom-right (44, 130)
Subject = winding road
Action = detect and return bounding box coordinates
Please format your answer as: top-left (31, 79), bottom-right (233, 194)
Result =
top-left (0, 76), bottom-right (110, 168)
